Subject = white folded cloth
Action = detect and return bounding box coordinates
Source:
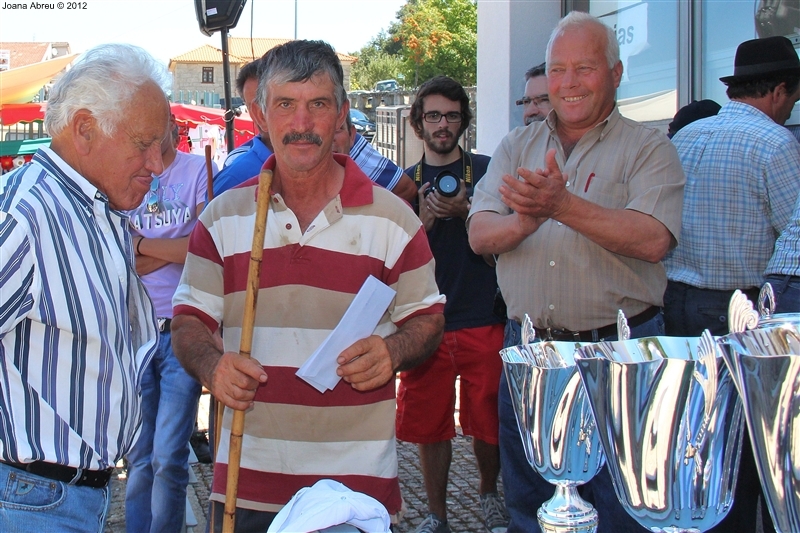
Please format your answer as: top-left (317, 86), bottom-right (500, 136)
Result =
top-left (267, 479), bottom-right (391, 533)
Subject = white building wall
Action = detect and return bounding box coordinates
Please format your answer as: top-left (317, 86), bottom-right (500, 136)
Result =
top-left (476, 0), bottom-right (561, 155)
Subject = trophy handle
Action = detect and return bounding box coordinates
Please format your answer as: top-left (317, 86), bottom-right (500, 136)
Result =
top-left (728, 290), bottom-right (759, 333)
top-left (685, 330), bottom-right (719, 472)
top-left (522, 314), bottom-right (537, 344)
top-left (758, 282), bottom-right (775, 319)
top-left (617, 309), bottom-right (630, 340)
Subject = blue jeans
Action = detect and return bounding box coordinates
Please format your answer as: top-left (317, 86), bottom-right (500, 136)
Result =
top-left (125, 330), bottom-right (202, 533)
top-left (765, 274), bottom-right (800, 314)
top-left (500, 313), bottom-right (664, 533)
top-left (663, 280), bottom-right (760, 336)
top-left (0, 462), bottom-right (110, 532)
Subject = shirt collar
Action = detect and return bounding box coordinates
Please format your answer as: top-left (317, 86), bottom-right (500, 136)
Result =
top-left (35, 146), bottom-right (107, 205)
top-left (545, 104), bottom-right (619, 141)
top-left (260, 152), bottom-right (375, 208)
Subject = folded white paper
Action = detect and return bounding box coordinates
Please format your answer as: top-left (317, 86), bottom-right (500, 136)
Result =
top-left (296, 275), bottom-right (396, 392)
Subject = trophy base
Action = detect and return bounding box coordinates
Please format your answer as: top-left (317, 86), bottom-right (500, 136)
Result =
top-left (537, 484), bottom-right (598, 533)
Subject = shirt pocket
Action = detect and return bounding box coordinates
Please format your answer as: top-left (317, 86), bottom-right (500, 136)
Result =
top-left (583, 175), bottom-right (627, 210)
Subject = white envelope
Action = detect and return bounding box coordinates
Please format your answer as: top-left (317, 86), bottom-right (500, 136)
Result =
top-left (296, 275), bottom-right (396, 392)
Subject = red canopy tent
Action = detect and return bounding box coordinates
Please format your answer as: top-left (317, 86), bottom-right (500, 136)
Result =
top-left (170, 103), bottom-right (255, 148)
top-left (0, 102), bottom-right (48, 126)
top-left (1, 102), bottom-right (255, 145)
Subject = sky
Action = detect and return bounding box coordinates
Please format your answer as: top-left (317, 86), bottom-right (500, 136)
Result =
top-left (1, 0), bottom-right (407, 64)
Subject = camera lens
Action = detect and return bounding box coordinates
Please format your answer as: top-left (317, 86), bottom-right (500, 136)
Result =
top-left (434, 171), bottom-right (460, 197)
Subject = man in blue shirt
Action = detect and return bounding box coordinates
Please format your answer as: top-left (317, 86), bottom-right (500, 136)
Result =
top-left (212, 59), bottom-right (273, 197)
top-left (665, 35), bottom-right (800, 533)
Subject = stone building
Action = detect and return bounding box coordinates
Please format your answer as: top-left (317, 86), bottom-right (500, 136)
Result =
top-left (168, 37), bottom-right (356, 106)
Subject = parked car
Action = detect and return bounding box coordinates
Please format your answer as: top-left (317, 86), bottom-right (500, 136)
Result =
top-left (373, 79), bottom-right (399, 92)
top-left (349, 108), bottom-right (376, 141)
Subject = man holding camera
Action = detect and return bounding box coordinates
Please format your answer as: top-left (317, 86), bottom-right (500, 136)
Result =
top-left (396, 76), bottom-right (508, 533)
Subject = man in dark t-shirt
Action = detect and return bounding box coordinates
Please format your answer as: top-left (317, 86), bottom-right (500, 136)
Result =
top-left (396, 76), bottom-right (508, 533)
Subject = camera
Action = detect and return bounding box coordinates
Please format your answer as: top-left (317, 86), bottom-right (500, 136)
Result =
top-left (424, 170), bottom-right (460, 197)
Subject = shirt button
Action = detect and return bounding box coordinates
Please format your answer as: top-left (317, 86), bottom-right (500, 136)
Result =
top-left (285, 223), bottom-right (292, 230)
top-left (548, 304), bottom-right (555, 310)
top-left (565, 181), bottom-right (570, 187)
top-left (557, 222), bottom-right (563, 226)
top-left (549, 261), bottom-right (555, 267)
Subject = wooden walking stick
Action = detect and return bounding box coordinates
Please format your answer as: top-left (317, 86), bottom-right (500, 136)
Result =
top-left (222, 168), bottom-right (273, 533)
top-left (203, 143), bottom-right (225, 533)
top-left (204, 144), bottom-right (226, 461)
top-left (205, 144), bottom-right (215, 203)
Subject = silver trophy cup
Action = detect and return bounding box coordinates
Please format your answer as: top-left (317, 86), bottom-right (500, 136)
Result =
top-left (715, 290), bottom-right (800, 533)
top-left (574, 332), bottom-right (744, 533)
top-left (501, 336), bottom-right (604, 533)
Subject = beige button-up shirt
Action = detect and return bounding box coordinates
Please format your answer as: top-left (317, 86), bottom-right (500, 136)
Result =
top-left (469, 107), bottom-right (685, 330)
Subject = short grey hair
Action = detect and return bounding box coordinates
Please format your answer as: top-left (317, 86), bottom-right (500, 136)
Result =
top-left (45, 43), bottom-right (170, 137)
top-left (254, 40), bottom-right (345, 113)
top-left (545, 11), bottom-right (620, 70)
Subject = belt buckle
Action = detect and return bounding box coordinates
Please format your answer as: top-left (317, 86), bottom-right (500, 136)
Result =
top-left (158, 318), bottom-right (167, 332)
top-left (545, 327), bottom-right (582, 342)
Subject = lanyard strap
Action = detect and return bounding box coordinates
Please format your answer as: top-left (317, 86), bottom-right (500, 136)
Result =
top-left (414, 148), bottom-right (473, 188)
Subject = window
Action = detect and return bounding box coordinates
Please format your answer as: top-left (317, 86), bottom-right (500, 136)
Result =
top-left (590, 1), bottom-right (678, 123)
top-left (202, 67), bottom-right (214, 84)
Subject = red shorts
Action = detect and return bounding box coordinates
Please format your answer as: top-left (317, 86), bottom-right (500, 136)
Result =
top-left (396, 323), bottom-right (504, 445)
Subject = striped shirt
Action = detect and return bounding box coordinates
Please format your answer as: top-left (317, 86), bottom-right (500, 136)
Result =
top-left (0, 148), bottom-right (158, 471)
top-left (666, 101), bottom-right (800, 289)
top-left (173, 154), bottom-right (444, 515)
top-left (349, 133), bottom-right (403, 191)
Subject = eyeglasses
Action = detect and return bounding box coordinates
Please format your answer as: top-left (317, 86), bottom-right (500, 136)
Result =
top-left (423, 111), bottom-right (463, 123)
top-left (515, 96), bottom-right (550, 109)
top-left (146, 176), bottom-right (160, 214)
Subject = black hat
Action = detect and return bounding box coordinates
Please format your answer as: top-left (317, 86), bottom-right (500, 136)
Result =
top-left (720, 36), bottom-right (800, 84)
top-left (668, 100), bottom-right (721, 137)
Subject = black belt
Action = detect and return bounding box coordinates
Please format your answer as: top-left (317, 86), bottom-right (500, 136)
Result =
top-left (1, 460), bottom-right (113, 488)
top-left (158, 318), bottom-right (171, 332)
top-left (532, 305), bottom-right (661, 342)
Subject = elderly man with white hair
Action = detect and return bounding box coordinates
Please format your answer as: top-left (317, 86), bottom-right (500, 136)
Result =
top-left (469, 11), bottom-right (685, 533)
top-left (0, 43), bottom-right (170, 531)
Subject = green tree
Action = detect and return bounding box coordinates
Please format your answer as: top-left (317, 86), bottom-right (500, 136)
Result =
top-left (351, 52), bottom-right (405, 90)
top-left (350, 30), bottom-right (405, 90)
top-left (395, 0), bottom-right (477, 87)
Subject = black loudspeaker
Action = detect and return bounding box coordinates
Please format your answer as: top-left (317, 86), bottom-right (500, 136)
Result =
top-left (195, 0), bottom-right (247, 36)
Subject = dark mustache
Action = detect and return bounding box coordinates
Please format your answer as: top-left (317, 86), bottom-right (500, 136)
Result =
top-left (282, 132), bottom-right (323, 146)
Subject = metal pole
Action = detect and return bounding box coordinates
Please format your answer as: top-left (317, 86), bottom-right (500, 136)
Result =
top-left (220, 29), bottom-right (235, 152)
top-left (294, 0), bottom-right (298, 39)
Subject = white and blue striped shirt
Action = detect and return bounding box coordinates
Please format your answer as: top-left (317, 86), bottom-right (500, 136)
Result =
top-left (350, 133), bottom-right (403, 191)
top-left (0, 148), bottom-right (158, 471)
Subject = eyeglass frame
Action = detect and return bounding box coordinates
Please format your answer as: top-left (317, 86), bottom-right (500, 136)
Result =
top-left (515, 95), bottom-right (550, 109)
top-left (422, 111), bottom-right (463, 124)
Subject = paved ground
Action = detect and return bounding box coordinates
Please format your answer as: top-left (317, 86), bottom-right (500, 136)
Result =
top-left (104, 385), bottom-right (500, 533)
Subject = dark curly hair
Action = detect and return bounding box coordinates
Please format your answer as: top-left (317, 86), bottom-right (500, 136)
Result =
top-left (409, 76), bottom-right (472, 139)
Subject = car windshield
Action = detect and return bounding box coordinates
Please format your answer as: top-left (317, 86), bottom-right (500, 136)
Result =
top-left (350, 109), bottom-right (370, 121)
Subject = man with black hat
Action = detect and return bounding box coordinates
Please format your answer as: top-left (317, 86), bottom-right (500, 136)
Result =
top-left (666, 99), bottom-right (721, 138)
top-left (664, 35), bottom-right (800, 533)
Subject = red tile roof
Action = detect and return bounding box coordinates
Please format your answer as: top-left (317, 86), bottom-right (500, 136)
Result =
top-left (169, 37), bottom-right (356, 70)
top-left (0, 42), bottom-right (49, 69)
